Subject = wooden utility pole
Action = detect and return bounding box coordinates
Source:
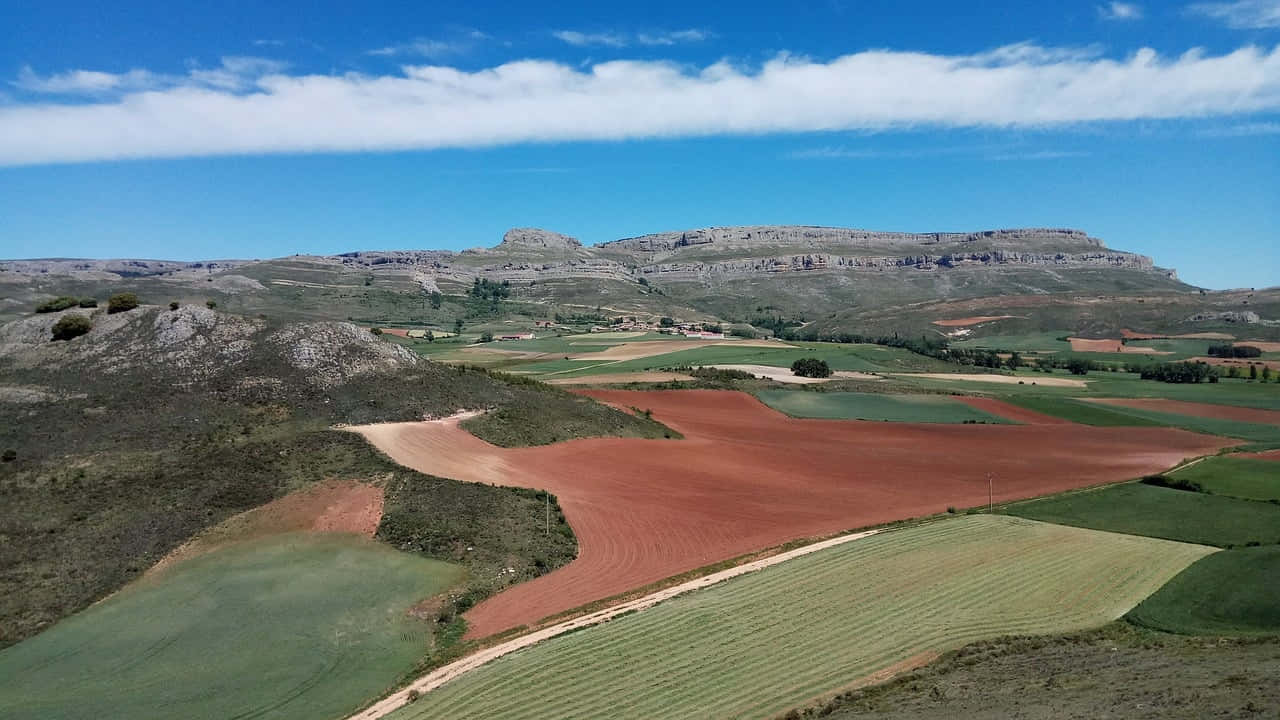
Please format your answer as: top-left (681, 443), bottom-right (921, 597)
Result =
top-left (545, 493), bottom-right (550, 536)
top-left (988, 472), bottom-right (993, 513)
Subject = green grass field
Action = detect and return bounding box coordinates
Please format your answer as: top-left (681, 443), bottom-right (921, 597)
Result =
top-left (759, 390), bottom-right (1012, 423)
top-left (1002, 483), bottom-right (1280, 547)
top-left (0, 534), bottom-right (462, 720)
top-left (1126, 545), bottom-right (1280, 636)
top-left (999, 395), bottom-right (1167, 426)
top-left (1169, 456), bottom-right (1280, 501)
top-left (389, 515), bottom-right (1211, 720)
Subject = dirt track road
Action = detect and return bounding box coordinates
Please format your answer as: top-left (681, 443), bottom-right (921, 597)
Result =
top-left (343, 527), bottom-right (883, 720)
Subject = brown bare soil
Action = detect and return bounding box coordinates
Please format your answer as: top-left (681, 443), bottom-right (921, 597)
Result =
top-left (1237, 340), bottom-right (1280, 352)
top-left (1068, 337), bottom-right (1170, 354)
top-left (931, 316), bottom-right (1016, 327)
top-left (1121, 329), bottom-right (1236, 340)
top-left (546, 371), bottom-right (695, 385)
top-left (354, 390), bottom-right (1231, 641)
top-left (145, 479), bottom-right (384, 579)
top-left (953, 396), bottom-right (1073, 425)
top-left (1189, 356), bottom-right (1280, 371)
top-left (1086, 397), bottom-right (1280, 425)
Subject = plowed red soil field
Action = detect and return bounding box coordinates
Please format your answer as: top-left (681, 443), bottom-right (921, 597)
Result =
top-left (353, 390), bottom-right (1233, 640)
top-left (1086, 397), bottom-right (1280, 425)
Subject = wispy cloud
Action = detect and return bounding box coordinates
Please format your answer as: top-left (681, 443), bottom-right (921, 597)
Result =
top-left (3, 43), bottom-right (1280, 166)
top-left (13, 57), bottom-right (284, 95)
top-left (368, 39), bottom-right (462, 57)
top-left (553, 29), bottom-right (710, 48)
top-left (253, 39), bottom-right (286, 47)
top-left (368, 29), bottom-right (491, 57)
top-left (1199, 120), bottom-right (1280, 135)
top-left (989, 150), bottom-right (1092, 160)
top-left (1098, 2), bottom-right (1144, 20)
top-left (1188, 0), bottom-right (1280, 28)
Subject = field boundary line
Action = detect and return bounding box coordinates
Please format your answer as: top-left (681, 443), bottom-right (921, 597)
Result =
top-left (344, 527), bottom-right (885, 720)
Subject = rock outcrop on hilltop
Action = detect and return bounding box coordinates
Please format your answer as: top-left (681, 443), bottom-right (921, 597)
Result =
top-left (497, 228), bottom-right (582, 250)
top-left (599, 226), bottom-right (1105, 254)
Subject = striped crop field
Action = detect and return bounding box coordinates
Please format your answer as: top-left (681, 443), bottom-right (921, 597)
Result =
top-left (388, 515), bottom-right (1212, 720)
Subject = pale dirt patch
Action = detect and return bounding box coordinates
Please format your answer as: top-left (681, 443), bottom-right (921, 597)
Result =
top-left (144, 479), bottom-right (385, 581)
top-left (893, 373), bottom-right (1089, 388)
top-left (703, 364), bottom-right (830, 384)
top-left (931, 315), bottom-right (1017, 327)
top-left (563, 331), bottom-right (647, 340)
top-left (342, 527), bottom-right (884, 720)
top-left (547, 371), bottom-right (695, 385)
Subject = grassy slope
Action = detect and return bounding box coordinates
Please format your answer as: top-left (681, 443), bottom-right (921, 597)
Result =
top-left (758, 390), bottom-right (1012, 423)
top-left (1001, 483), bottom-right (1280, 547)
top-left (0, 311), bottom-right (666, 648)
top-left (0, 534), bottom-right (461, 720)
top-left (802, 623), bottom-right (1280, 720)
top-left (390, 515), bottom-right (1210, 720)
top-left (1170, 455), bottom-right (1280, 501)
top-left (1127, 546), bottom-right (1280, 636)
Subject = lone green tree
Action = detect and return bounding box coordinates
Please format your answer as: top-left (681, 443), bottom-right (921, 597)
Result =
top-left (791, 357), bottom-right (832, 378)
top-left (453, 318), bottom-right (463, 335)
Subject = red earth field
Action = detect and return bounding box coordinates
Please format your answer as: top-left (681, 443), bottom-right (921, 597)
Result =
top-left (353, 390), bottom-right (1234, 640)
top-left (953, 396), bottom-right (1073, 425)
top-left (1085, 397), bottom-right (1280, 425)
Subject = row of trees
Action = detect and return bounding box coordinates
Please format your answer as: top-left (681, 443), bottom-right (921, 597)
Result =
top-left (1207, 344), bottom-right (1262, 359)
top-left (1139, 361), bottom-right (1220, 384)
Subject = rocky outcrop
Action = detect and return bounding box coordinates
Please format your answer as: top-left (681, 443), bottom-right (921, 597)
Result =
top-left (599, 226), bottom-right (1104, 255)
top-left (497, 228), bottom-right (582, 250)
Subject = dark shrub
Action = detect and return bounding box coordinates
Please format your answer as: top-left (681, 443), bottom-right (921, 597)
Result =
top-left (205, 300), bottom-right (217, 309)
top-left (169, 301), bottom-right (180, 311)
top-left (1, 449), bottom-right (15, 462)
top-left (36, 296), bottom-right (79, 313)
top-left (107, 292), bottom-right (139, 314)
top-left (1140, 474), bottom-right (1204, 493)
top-left (51, 314), bottom-right (92, 341)
top-left (479, 331), bottom-right (494, 343)
top-left (791, 357), bottom-right (832, 378)
top-left (370, 327), bottom-right (383, 335)
top-left (77, 298), bottom-right (97, 308)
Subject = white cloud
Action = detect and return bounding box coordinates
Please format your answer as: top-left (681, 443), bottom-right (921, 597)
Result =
top-left (552, 30), bottom-right (629, 47)
top-left (1189, 0), bottom-right (1280, 28)
top-left (1098, 2), bottom-right (1144, 20)
top-left (14, 66), bottom-right (159, 94)
top-left (2, 43), bottom-right (1280, 166)
top-left (14, 57), bottom-right (285, 96)
top-left (553, 29), bottom-right (710, 48)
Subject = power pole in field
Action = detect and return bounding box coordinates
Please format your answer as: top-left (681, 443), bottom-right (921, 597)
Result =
top-left (988, 472), bottom-right (993, 513)
top-left (545, 492), bottom-right (550, 537)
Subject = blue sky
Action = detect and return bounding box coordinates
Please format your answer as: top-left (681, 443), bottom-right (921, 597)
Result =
top-left (0, 0), bottom-right (1277, 289)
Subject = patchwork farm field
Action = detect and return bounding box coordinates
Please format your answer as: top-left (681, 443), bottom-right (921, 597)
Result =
top-left (0, 534), bottom-right (461, 720)
top-left (353, 389), bottom-right (1231, 640)
top-left (1127, 545), bottom-right (1280, 636)
top-left (758, 389), bottom-right (1014, 423)
top-left (388, 515), bottom-right (1212, 720)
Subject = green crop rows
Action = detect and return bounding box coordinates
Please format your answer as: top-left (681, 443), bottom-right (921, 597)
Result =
top-left (0, 533), bottom-right (462, 720)
top-left (1127, 545), bottom-right (1280, 635)
top-left (1169, 456), bottom-right (1280, 501)
top-left (390, 515), bottom-right (1210, 720)
top-left (759, 390), bottom-right (1013, 423)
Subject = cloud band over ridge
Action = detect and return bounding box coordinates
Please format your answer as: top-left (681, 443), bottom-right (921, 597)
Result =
top-left (3, 43), bottom-right (1279, 166)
